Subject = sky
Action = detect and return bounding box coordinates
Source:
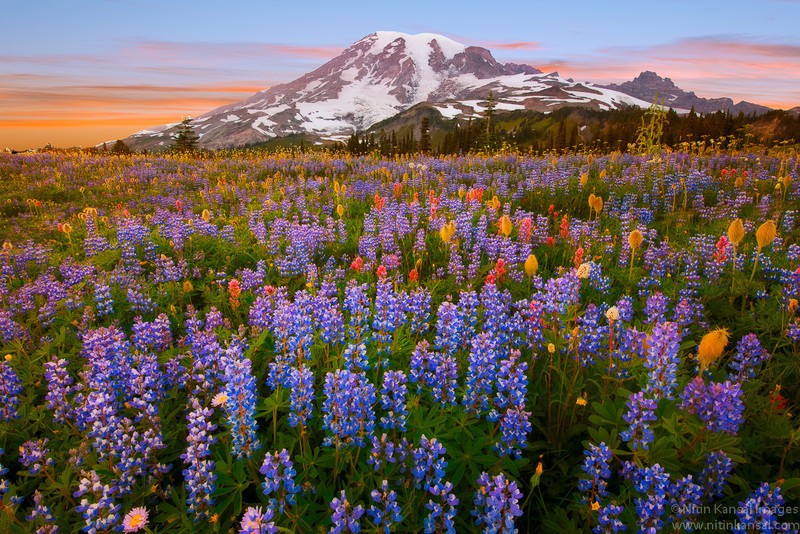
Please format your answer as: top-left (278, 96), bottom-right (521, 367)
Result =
top-left (1, 0), bottom-right (799, 149)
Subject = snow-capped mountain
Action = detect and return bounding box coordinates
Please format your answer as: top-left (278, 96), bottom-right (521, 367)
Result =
top-left (122, 32), bottom-right (697, 150)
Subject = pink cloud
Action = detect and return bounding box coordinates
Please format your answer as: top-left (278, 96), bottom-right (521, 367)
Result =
top-left (513, 36), bottom-right (800, 109)
top-left (127, 40), bottom-right (342, 62)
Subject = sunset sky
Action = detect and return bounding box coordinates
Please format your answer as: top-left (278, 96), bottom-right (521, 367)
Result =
top-left (2, 0), bottom-right (799, 150)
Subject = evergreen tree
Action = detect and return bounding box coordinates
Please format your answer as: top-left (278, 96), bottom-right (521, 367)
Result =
top-left (171, 116), bottom-right (200, 153)
top-left (111, 139), bottom-right (131, 155)
top-left (418, 117), bottom-right (431, 154)
top-left (379, 130), bottom-right (390, 156)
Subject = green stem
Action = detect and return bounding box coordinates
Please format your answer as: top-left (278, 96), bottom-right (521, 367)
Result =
top-left (629, 249), bottom-right (635, 279)
top-left (749, 249), bottom-right (761, 281)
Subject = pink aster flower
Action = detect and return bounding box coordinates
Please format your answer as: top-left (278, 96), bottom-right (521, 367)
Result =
top-left (123, 507), bottom-right (148, 532)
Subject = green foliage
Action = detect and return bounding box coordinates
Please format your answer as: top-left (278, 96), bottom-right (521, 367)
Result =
top-left (171, 116), bottom-right (200, 153)
top-left (633, 98), bottom-right (669, 155)
top-left (0, 149), bottom-right (799, 532)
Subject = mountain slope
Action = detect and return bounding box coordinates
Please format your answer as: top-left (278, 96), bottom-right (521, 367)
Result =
top-left (603, 71), bottom-right (770, 116)
top-left (123, 33), bottom-right (771, 151)
top-left (123, 32), bottom-right (658, 150)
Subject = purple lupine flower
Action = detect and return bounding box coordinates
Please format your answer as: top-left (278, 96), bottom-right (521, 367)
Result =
top-left (367, 433), bottom-right (411, 473)
top-left (463, 333), bottom-right (499, 417)
top-left (131, 313), bottom-right (172, 353)
top-left (329, 490), bottom-right (364, 534)
top-left (107, 417), bottom-right (165, 496)
top-left (728, 333), bottom-right (770, 383)
top-left (315, 293), bottom-right (345, 346)
top-left (221, 343), bottom-right (261, 459)
top-left (406, 287), bottom-right (432, 334)
top-left (621, 461), bottom-right (670, 533)
top-left (616, 296), bottom-right (634, 322)
top-left (368, 479), bottom-right (402, 533)
top-left (491, 349), bottom-right (531, 458)
top-left (434, 300), bottom-right (464, 356)
top-left (239, 506), bottom-right (278, 534)
top-left (0, 448), bottom-right (11, 498)
top-left (343, 342), bottom-right (369, 372)
top-left (344, 282), bottom-right (372, 342)
top-left (19, 439), bottom-right (53, 475)
top-left (643, 321), bottom-right (683, 400)
top-left (578, 442), bottom-right (613, 505)
top-left (423, 481), bottom-right (458, 534)
top-left (594, 503), bottom-right (627, 534)
top-left (287, 366), bottom-right (314, 428)
top-left (472, 472), bottom-right (524, 533)
top-left (667, 475), bottom-right (704, 530)
top-left (574, 304), bottom-right (607, 367)
top-left (322, 370), bottom-right (377, 448)
top-left (698, 450), bottom-right (733, 500)
top-left (733, 483), bottom-right (787, 534)
top-left (26, 490), bottom-right (58, 531)
top-left (409, 340), bottom-right (459, 407)
top-left (480, 282), bottom-right (513, 346)
top-left (0, 309), bottom-right (28, 343)
top-left (680, 377), bottom-right (745, 435)
top-left (621, 391), bottom-right (658, 451)
top-left (380, 370), bottom-right (408, 432)
top-left (73, 469), bottom-right (121, 533)
top-left (260, 449), bottom-right (299, 515)
top-left (94, 281), bottom-right (114, 316)
top-left (643, 292), bottom-right (670, 325)
top-left (0, 359), bottom-right (23, 421)
top-left (412, 435), bottom-right (447, 491)
top-left (372, 278), bottom-right (403, 356)
top-left (180, 397), bottom-right (217, 520)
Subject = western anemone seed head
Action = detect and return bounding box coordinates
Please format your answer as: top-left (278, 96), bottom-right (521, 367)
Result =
top-left (524, 254), bottom-right (539, 276)
top-left (580, 173), bottom-right (589, 186)
top-left (782, 175), bottom-right (792, 189)
top-left (605, 306), bottom-right (620, 322)
top-left (576, 262), bottom-right (591, 279)
top-left (628, 229), bottom-right (644, 251)
top-left (756, 220), bottom-right (777, 250)
top-left (697, 328), bottom-right (729, 370)
top-left (592, 196), bottom-right (603, 213)
top-left (499, 215), bottom-right (513, 237)
top-left (727, 219), bottom-right (745, 246)
top-left (588, 193), bottom-right (596, 210)
top-left (336, 204), bottom-right (344, 218)
top-left (439, 221), bottom-right (456, 243)
top-left (201, 209), bottom-right (210, 223)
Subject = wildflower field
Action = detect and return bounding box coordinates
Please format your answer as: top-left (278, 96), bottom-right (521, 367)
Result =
top-left (1, 149), bottom-right (799, 533)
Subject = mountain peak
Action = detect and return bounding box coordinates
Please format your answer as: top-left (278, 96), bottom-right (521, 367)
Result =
top-left (360, 31), bottom-right (467, 61)
top-left (123, 32), bottom-right (769, 150)
top-left (603, 72), bottom-right (770, 115)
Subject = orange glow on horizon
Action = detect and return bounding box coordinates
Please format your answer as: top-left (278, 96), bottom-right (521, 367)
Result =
top-left (0, 85), bottom-right (266, 150)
